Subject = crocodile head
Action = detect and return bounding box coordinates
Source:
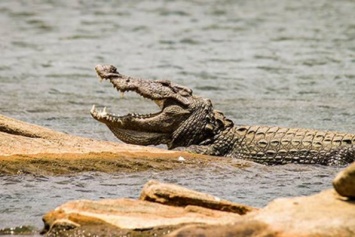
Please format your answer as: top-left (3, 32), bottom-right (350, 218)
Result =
top-left (91, 64), bottom-right (232, 149)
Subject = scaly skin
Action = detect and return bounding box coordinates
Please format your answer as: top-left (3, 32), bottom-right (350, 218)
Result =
top-left (91, 65), bottom-right (355, 166)
top-left (188, 125), bottom-right (355, 165)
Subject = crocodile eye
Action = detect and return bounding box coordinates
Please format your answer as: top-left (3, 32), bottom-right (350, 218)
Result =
top-left (179, 88), bottom-right (193, 97)
top-left (109, 66), bottom-right (117, 73)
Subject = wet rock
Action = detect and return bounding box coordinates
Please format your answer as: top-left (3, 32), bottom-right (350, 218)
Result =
top-left (333, 162), bottom-right (355, 199)
top-left (46, 219), bottom-right (80, 232)
top-left (140, 180), bottom-right (256, 215)
top-left (0, 226), bottom-right (38, 236)
top-left (42, 198), bottom-right (242, 236)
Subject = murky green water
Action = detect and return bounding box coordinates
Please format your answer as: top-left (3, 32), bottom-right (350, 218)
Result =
top-left (0, 0), bottom-right (354, 234)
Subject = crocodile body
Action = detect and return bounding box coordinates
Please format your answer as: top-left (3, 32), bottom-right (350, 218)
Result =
top-left (194, 125), bottom-right (354, 165)
top-left (91, 65), bottom-right (355, 166)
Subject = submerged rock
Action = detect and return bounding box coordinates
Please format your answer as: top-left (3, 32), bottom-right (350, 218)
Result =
top-left (333, 162), bottom-right (355, 199)
top-left (0, 226), bottom-right (38, 235)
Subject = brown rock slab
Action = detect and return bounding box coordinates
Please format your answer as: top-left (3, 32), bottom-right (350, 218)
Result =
top-left (42, 198), bottom-right (242, 236)
top-left (0, 114), bottom-right (253, 175)
top-left (140, 180), bottom-right (257, 215)
top-left (333, 162), bottom-right (355, 199)
top-left (168, 189), bottom-right (355, 237)
top-left (249, 189), bottom-right (355, 237)
top-left (40, 180), bottom-right (355, 237)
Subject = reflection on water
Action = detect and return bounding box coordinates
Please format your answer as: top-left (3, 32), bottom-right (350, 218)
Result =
top-left (0, 0), bottom-right (354, 232)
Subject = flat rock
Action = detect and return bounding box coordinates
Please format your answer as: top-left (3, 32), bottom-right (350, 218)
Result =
top-left (333, 162), bottom-right (355, 198)
top-left (140, 180), bottom-right (257, 215)
top-left (0, 114), bottom-right (253, 175)
top-left (250, 189), bottom-right (355, 236)
top-left (168, 189), bottom-right (355, 237)
top-left (42, 198), bottom-right (242, 236)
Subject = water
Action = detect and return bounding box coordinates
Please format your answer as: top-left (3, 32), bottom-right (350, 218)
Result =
top-left (0, 164), bottom-right (340, 231)
top-left (0, 0), bottom-right (354, 233)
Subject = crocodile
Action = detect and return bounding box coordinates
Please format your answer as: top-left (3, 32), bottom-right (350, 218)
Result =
top-left (90, 64), bottom-right (355, 166)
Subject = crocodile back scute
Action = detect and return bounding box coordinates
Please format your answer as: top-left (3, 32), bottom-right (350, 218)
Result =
top-left (231, 125), bottom-right (355, 165)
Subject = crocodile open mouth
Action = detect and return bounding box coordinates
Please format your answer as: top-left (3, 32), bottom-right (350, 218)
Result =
top-left (90, 64), bottom-right (167, 124)
top-left (90, 64), bottom-right (191, 146)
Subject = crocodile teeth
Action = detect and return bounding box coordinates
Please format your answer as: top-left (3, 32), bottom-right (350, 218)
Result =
top-left (91, 104), bottom-right (96, 113)
top-left (96, 107), bottom-right (108, 117)
top-left (91, 105), bottom-right (108, 117)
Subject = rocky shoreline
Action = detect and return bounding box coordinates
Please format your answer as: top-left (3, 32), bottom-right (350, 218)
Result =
top-left (42, 176), bottom-right (355, 237)
top-left (1, 114), bottom-right (355, 236)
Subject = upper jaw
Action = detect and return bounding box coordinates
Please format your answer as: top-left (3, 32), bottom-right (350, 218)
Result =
top-left (94, 64), bottom-right (192, 106)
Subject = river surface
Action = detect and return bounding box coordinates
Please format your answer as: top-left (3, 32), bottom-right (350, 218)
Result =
top-left (0, 0), bottom-right (354, 234)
